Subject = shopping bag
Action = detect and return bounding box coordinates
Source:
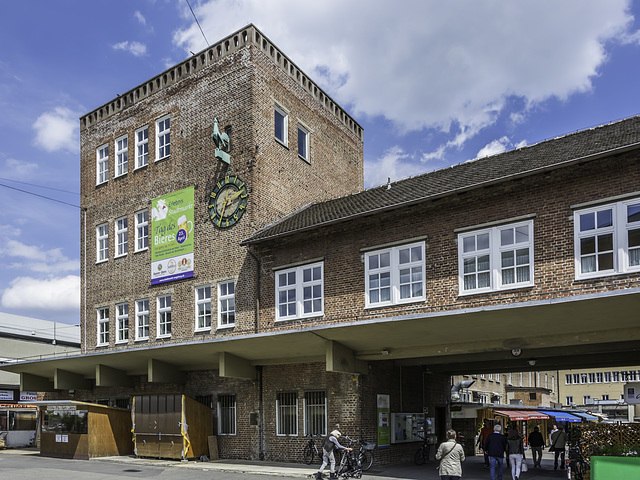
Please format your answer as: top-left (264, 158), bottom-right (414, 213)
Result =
top-left (521, 461), bottom-right (528, 472)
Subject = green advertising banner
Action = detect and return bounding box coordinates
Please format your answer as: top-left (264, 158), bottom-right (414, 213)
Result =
top-left (150, 186), bottom-right (194, 285)
top-left (377, 394), bottom-right (390, 449)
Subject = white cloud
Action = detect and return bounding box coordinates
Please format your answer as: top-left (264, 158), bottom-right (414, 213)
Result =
top-left (364, 145), bottom-right (426, 188)
top-left (476, 136), bottom-right (511, 159)
top-left (32, 107), bottom-right (78, 153)
top-left (0, 239), bottom-right (78, 274)
top-left (1, 275), bottom-right (80, 313)
top-left (134, 11), bottom-right (146, 25)
top-left (173, 0), bottom-right (635, 152)
top-left (113, 41), bottom-right (147, 57)
top-left (4, 158), bottom-right (38, 178)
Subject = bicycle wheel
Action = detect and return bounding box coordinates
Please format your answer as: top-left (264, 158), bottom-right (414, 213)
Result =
top-left (414, 446), bottom-right (426, 465)
top-left (303, 444), bottom-right (314, 465)
top-left (360, 449), bottom-right (373, 471)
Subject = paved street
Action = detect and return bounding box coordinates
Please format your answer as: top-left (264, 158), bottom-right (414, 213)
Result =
top-left (0, 447), bottom-right (572, 480)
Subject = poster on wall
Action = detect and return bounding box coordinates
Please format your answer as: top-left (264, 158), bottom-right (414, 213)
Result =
top-left (377, 394), bottom-right (390, 449)
top-left (151, 186), bottom-right (195, 285)
top-left (0, 390), bottom-right (14, 401)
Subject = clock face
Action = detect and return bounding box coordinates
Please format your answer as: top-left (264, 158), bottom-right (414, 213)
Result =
top-left (208, 175), bottom-right (248, 228)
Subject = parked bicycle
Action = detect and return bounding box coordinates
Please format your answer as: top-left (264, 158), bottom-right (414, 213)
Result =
top-left (355, 438), bottom-right (375, 471)
top-left (414, 433), bottom-right (431, 465)
top-left (303, 433), bottom-right (322, 465)
top-left (335, 435), bottom-right (363, 479)
top-left (567, 445), bottom-right (590, 480)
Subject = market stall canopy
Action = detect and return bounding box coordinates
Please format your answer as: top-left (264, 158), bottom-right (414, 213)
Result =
top-left (571, 411), bottom-right (600, 422)
top-left (537, 410), bottom-right (582, 422)
top-left (494, 409), bottom-right (550, 421)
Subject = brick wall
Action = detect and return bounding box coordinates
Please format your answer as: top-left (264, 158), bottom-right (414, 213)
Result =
top-left (254, 150), bottom-right (640, 330)
top-left (79, 43), bottom-right (363, 353)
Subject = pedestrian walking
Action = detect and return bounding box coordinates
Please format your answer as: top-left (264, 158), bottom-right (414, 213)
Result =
top-left (477, 419), bottom-right (493, 468)
top-left (527, 426), bottom-right (545, 468)
top-left (506, 429), bottom-right (525, 480)
top-left (436, 429), bottom-right (465, 480)
top-left (484, 424), bottom-right (507, 480)
top-left (549, 425), bottom-right (568, 470)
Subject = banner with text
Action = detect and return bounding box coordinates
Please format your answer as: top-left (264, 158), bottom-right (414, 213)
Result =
top-left (151, 186), bottom-right (195, 285)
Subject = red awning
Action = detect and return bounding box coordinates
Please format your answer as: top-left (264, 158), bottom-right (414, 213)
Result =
top-left (494, 409), bottom-right (549, 421)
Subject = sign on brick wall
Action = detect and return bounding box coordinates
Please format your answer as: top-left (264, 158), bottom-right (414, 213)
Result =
top-left (151, 186), bottom-right (195, 285)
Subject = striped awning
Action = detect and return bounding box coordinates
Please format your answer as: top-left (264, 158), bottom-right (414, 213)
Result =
top-left (494, 409), bottom-right (550, 421)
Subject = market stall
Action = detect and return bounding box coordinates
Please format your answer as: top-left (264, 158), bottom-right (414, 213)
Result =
top-left (38, 401), bottom-right (132, 459)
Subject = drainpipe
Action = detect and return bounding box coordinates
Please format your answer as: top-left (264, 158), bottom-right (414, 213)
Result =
top-left (258, 365), bottom-right (264, 460)
top-left (82, 208), bottom-right (87, 352)
top-left (247, 247), bottom-right (261, 334)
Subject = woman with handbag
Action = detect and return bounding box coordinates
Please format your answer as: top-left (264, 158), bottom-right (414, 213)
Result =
top-left (506, 428), bottom-right (526, 480)
top-left (435, 429), bottom-right (465, 480)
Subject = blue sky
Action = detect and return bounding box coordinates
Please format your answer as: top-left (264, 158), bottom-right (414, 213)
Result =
top-left (0, 0), bottom-right (639, 325)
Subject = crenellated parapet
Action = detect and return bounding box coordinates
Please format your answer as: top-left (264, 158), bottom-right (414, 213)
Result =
top-left (80, 24), bottom-right (363, 140)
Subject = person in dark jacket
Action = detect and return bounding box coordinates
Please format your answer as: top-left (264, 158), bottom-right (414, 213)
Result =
top-left (527, 426), bottom-right (545, 468)
top-left (506, 428), bottom-right (526, 480)
top-left (484, 424), bottom-right (507, 480)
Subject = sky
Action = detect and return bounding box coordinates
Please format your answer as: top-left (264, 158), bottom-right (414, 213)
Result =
top-left (0, 0), bottom-right (639, 325)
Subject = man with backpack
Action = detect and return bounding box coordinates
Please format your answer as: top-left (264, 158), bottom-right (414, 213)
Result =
top-left (316, 429), bottom-right (353, 479)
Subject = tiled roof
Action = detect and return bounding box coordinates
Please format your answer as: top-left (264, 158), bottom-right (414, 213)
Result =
top-left (241, 115), bottom-right (640, 245)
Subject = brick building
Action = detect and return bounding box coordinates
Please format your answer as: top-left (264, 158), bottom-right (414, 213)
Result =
top-left (2, 24), bottom-right (640, 465)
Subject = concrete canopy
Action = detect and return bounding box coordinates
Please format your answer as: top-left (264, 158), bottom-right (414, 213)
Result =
top-left (3, 287), bottom-right (639, 390)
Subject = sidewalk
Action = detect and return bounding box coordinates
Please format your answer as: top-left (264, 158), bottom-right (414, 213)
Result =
top-left (92, 450), bottom-right (568, 479)
top-left (2, 447), bottom-right (569, 479)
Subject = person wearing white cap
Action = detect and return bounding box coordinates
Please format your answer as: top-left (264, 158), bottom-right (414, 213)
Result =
top-left (316, 429), bottom-right (353, 479)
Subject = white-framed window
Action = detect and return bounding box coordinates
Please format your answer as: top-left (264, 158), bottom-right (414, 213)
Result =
top-left (157, 294), bottom-right (171, 338)
top-left (97, 307), bottom-right (109, 346)
top-left (596, 372), bottom-right (603, 383)
top-left (574, 198), bottom-right (640, 279)
top-left (602, 394), bottom-right (609, 401)
top-left (276, 392), bottom-right (298, 436)
top-left (115, 216), bottom-right (128, 257)
top-left (115, 134), bottom-right (128, 177)
top-left (612, 371), bottom-right (620, 382)
top-left (135, 126), bottom-right (149, 168)
top-left (96, 222), bottom-right (108, 263)
top-left (135, 299), bottom-right (149, 341)
top-left (135, 210), bottom-right (148, 252)
top-left (217, 394), bottom-right (237, 435)
top-left (566, 396), bottom-right (573, 405)
top-left (298, 123), bottom-right (309, 161)
top-left (195, 285), bottom-right (212, 331)
top-left (573, 373), bottom-right (580, 384)
top-left (156, 114), bottom-right (171, 160)
top-left (218, 280), bottom-right (235, 328)
top-left (96, 144), bottom-right (109, 185)
top-left (604, 371), bottom-right (611, 383)
top-left (588, 372), bottom-right (595, 383)
top-left (581, 373), bottom-right (588, 384)
top-left (458, 220), bottom-right (533, 294)
top-left (276, 262), bottom-right (323, 321)
top-left (565, 374), bottom-right (572, 385)
top-left (116, 303), bottom-right (129, 343)
top-left (274, 104), bottom-right (288, 145)
top-left (583, 395), bottom-right (591, 404)
top-left (304, 391), bottom-right (327, 436)
top-left (365, 242), bottom-right (425, 308)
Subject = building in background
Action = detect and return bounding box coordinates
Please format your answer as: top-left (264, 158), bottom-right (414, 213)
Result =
top-left (0, 312), bottom-right (80, 401)
top-left (558, 366), bottom-right (640, 421)
top-left (0, 312), bottom-right (80, 447)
